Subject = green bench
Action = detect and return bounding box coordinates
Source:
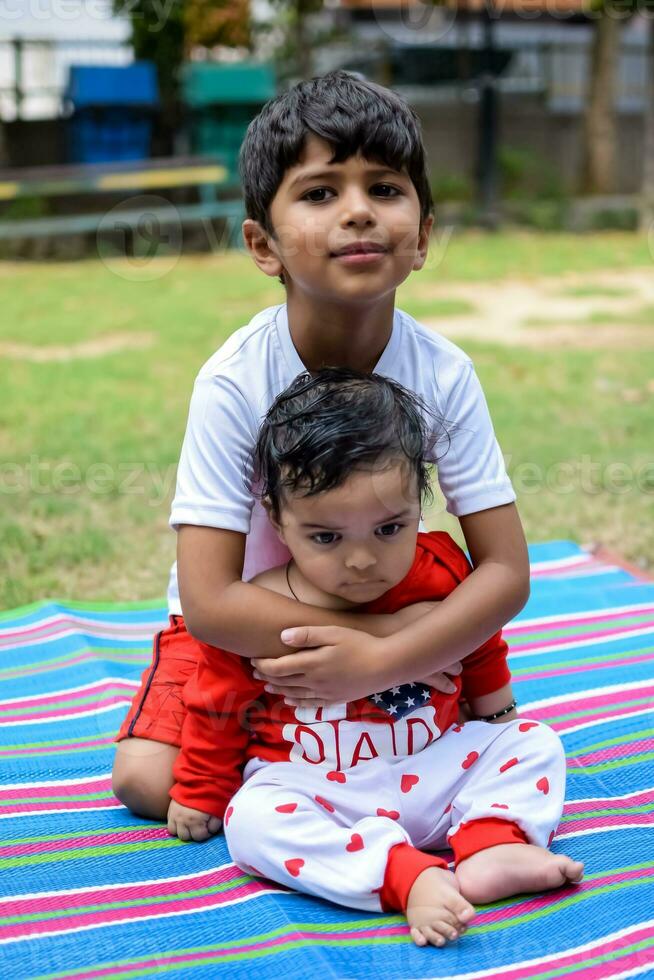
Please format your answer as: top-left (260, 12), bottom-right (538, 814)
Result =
top-left (0, 155), bottom-right (245, 247)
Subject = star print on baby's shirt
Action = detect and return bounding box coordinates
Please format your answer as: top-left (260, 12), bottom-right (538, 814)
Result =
top-left (367, 682), bottom-right (432, 720)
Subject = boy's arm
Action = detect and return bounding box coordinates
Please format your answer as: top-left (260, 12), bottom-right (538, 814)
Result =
top-left (177, 525), bottom-right (438, 657)
top-left (253, 503), bottom-right (529, 702)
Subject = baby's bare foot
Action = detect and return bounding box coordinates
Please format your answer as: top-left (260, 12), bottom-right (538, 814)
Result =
top-left (456, 843), bottom-right (584, 905)
top-left (406, 866), bottom-right (476, 947)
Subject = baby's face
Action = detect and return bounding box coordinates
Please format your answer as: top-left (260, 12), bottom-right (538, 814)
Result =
top-left (274, 461), bottom-right (422, 606)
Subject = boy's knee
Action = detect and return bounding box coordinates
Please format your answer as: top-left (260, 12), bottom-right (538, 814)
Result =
top-left (112, 740), bottom-right (177, 820)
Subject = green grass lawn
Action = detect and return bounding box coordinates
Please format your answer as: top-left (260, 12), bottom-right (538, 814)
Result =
top-left (2, 230), bottom-right (653, 609)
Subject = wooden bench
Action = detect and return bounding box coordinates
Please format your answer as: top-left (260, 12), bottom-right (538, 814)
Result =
top-left (0, 155), bottom-right (245, 247)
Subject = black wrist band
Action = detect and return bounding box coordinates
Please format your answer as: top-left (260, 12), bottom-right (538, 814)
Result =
top-left (476, 699), bottom-right (517, 722)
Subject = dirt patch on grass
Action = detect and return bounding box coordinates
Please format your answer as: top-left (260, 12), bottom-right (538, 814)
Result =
top-left (424, 268), bottom-right (654, 348)
top-left (0, 332), bottom-right (155, 362)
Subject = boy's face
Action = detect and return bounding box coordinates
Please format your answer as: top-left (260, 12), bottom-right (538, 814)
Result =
top-left (245, 135), bottom-right (432, 304)
top-left (269, 461), bottom-right (422, 606)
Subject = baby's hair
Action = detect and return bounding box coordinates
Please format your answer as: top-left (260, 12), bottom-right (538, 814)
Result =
top-left (253, 367), bottom-right (447, 524)
top-left (239, 70), bottom-right (433, 236)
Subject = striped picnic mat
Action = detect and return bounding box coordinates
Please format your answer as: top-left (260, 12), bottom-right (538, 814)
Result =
top-left (1, 541), bottom-right (653, 979)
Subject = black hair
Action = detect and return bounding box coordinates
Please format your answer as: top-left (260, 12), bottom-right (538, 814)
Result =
top-left (239, 70), bottom-right (433, 236)
top-left (253, 367), bottom-right (446, 524)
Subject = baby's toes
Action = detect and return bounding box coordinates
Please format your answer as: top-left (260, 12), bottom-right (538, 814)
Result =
top-left (451, 892), bottom-right (476, 924)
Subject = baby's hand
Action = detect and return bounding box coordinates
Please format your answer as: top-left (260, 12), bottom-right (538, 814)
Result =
top-left (167, 799), bottom-right (222, 842)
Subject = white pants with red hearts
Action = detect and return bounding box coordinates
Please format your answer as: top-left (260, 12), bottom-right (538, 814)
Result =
top-left (224, 718), bottom-right (566, 913)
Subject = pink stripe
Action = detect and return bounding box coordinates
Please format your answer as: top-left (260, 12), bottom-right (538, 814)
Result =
top-left (0, 616), bottom-right (158, 642)
top-left (0, 828), bottom-right (169, 859)
top-left (0, 738), bottom-right (114, 758)
top-left (526, 685), bottom-right (654, 723)
top-left (54, 925), bottom-right (408, 979)
top-left (0, 681), bottom-right (136, 712)
top-left (477, 922), bottom-right (654, 980)
top-left (1, 696), bottom-right (133, 724)
top-left (3, 652), bottom-right (93, 678)
top-left (564, 789), bottom-right (654, 814)
top-left (561, 813), bottom-right (654, 835)
top-left (505, 604), bottom-right (654, 637)
top-left (530, 559), bottom-right (596, 578)
top-left (0, 864), bottom-right (245, 917)
top-left (510, 619), bottom-right (654, 653)
top-left (0, 880), bottom-right (268, 940)
top-left (570, 738), bottom-right (654, 767)
top-left (0, 777), bottom-right (112, 801)
top-left (516, 652), bottom-right (654, 684)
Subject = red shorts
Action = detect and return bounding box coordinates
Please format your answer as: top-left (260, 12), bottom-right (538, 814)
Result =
top-left (114, 615), bottom-right (201, 747)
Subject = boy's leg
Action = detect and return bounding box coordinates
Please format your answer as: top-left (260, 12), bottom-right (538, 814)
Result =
top-left (224, 759), bottom-right (472, 939)
top-left (112, 616), bottom-right (199, 820)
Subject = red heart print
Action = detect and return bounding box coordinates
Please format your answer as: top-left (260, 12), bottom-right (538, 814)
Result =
top-left (443, 803), bottom-right (452, 814)
top-left (461, 752), bottom-right (479, 770)
top-left (285, 858), bottom-right (304, 877)
top-left (537, 777), bottom-right (550, 795)
top-left (377, 808), bottom-right (400, 820)
top-left (499, 757), bottom-right (519, 773)
top-left (453, 725), bottom-right (464, 733)
top-left (401, 774), bottom-right (420, 793)
top-left (275, 802), bottom-right (298, 814)
top-left (519, 722), bottom-right (539, 732)
top-left (327, 771), bottom-right (346, 783)
top-left (224, 806), bottom-right (234, 827)
top-left (491, 803), bottom-right (509, 809)
top-left (346, 833), bottom-right (365, 852)
top-left (315, 795), bottom-right (335, 813)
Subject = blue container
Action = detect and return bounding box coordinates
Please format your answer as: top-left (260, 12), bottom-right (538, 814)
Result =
top-left (65, 63), bottom-right (160, 164)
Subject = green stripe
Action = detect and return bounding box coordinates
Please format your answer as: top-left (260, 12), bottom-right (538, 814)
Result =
top-left (0, 649), bottom-right (149, 675)
top-left (31, 915), bottom-right (654, 980)
top-left (513, 613), bottom-right (654, 645)
top-left (0, 598), bottom-right (166, 621)
top-left (567, 727), bottom-right (654, 753)
top-left (0, 873), bottom-right (252, 925)
top-left (560, 803), bottom-right (654, 822)
top-left (567, 751), bottom-right (654, 774)
top-left (511, 645), bottom-right (654, 676)
top-left (542, 695), bottom-right (654, 725)
top-left (0, 823), bottom-right (159, 846)
top-left (0, 730), bottom-right (116, 750)
top-left (0, 688), bottom-right (133, 717)
top-left (31, 917), bottom-right (404, 979)
top-left (0, 837), bottom-right (184, 871)
top-left (0, 791), bottom-right (110, 807)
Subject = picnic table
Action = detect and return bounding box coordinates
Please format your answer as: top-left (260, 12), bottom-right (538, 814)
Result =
top-left (0, 155), bottom-right (244, 246)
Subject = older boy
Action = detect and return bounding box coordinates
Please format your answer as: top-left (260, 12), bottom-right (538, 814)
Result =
top-left (113, 71), bottom-right (530, 824)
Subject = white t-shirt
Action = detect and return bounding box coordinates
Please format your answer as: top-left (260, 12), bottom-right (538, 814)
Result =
top-left (167, 303), bottom-right (515, 615)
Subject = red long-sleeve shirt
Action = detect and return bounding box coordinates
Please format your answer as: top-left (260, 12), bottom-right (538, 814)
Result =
top-left (170, 531), bottom-right (511, 818)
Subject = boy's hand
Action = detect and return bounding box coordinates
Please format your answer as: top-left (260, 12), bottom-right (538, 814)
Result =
top-left (253, 626), bottom-right (385, 705)
top-left (252, 625), bottom-right (464, 706)
top-left (167, 799), bottom-right (222, 842)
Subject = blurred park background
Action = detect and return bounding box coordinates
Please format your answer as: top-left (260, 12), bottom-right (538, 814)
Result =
top-left (0, 0), bottom-right (653, 609)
